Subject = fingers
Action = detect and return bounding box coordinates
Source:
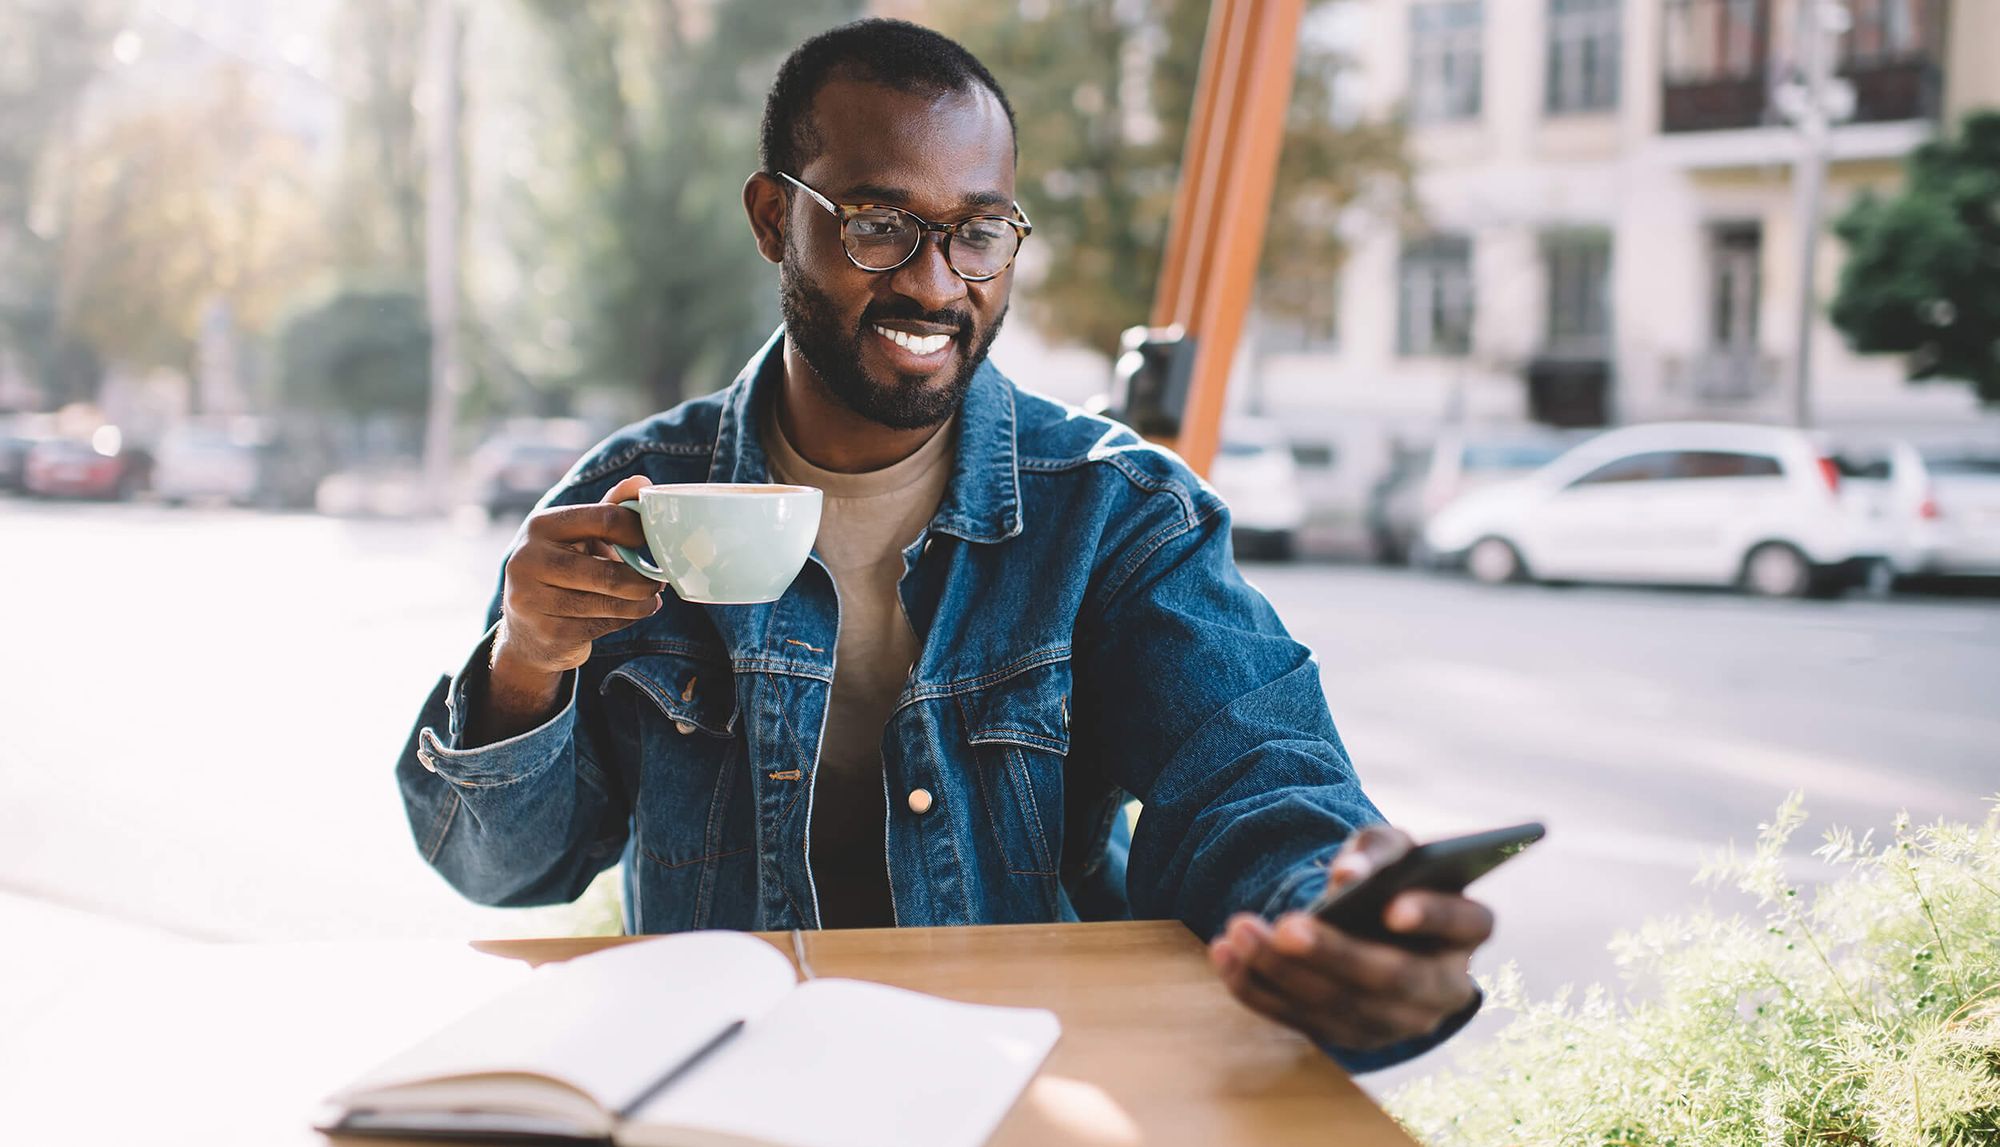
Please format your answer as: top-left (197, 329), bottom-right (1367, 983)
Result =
top-left (1208, 925), bottom-right (1295, 1024)
top-left (1329, 824), bottom-right (1414, 888)
top-left (527, 500), bottom-right (649, 549)
top-left (1383, 890), bottom-right (1495, 950)
top-left (540, 587), bottom-right (663, 621)
top-left (532, 541), bottom-right (664, 600)
top-left (495, 478), bottom-right (671, 677)
top-left (600, 474), bottom-right (654, 504)
top-left (1211, 910), bottom-right (1482, 1049)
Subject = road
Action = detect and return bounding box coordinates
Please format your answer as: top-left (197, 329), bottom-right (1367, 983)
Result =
top-left (3, 500), bottom-right (1996, 1090)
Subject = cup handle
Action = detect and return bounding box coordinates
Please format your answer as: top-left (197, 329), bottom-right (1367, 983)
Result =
top-left (611, 500), bottom-right (671, 582)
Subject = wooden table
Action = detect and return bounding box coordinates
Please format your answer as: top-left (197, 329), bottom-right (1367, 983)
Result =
top-left (455, 921), bottom-right (1417, 1147)
top-left (0, 921), bottom-right (1418, 1147)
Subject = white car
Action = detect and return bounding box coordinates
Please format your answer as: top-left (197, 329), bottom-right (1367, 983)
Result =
top-left (1424, 422), bottom-right (1883, 597)
top-left (1208, 422), bottom-right (1308, 561)
top-left (1874, 445), bottom-right (2000, 579)
top-left (151, 420), bottom-right (267, 506)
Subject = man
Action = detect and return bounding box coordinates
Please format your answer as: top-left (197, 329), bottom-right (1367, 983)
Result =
top-left (397, 18), bottom-right (1492, 1070)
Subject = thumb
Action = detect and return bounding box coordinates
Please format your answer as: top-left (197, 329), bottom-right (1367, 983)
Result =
top-left (586, 475), bottom-right (655, 558)
top-left (1329, 824), bottom-right (1413, 888)
top-left (600, 474), bottom-right (654, 504)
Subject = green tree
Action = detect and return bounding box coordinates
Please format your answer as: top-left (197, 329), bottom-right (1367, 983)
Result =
top-left (934, 0), bottom-right (1408, 356)
top-left (505, 0), bottom-right (859, 412)
top-left (0, 0), bottom-right (121, 404)
top-left (276, 286), bottom-right (431, 423)
top-left (327, 0), bottom-right (427, 280)
top-left (59, 66), bottom-right (329, 377)
top-left (1830, 110), bottom-right (2000, 405)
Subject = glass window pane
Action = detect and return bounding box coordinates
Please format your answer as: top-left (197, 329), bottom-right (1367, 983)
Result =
top-left (1412, 1), bottom-right (1484, 123)
top-left (1399, 235), bottom-right (1474, 356)
top-left (1573, 451), bottom-right (1676, 486)
top-left (1547, 0), bottom-right (1621, 113)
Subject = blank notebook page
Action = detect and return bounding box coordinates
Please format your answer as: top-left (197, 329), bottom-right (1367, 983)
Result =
top-left (628, 978), bottom-right (1060, 1147)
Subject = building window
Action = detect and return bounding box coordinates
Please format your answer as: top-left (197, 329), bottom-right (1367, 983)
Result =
top-left (1841, 0), bottom-right (1937, 67)
top-left (1398, 236), bottom-right (1474, 357)
top-left (1708, 223), bottom-right (1761, 351)
top-left (1547, 0), bottom-right (1621, 113)
top-left (1662, 0), bottom-right (1764, 83)
top-left (1544, 231), bottom-right (1611, 352)
top-left (1410, 2), bottom-right (1483, 124)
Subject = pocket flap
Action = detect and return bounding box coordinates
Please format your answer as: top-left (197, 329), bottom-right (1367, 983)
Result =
top-left (960, 656), bottom-right (1071, 754)
top-left (603, 652), bottom-right (739, 737)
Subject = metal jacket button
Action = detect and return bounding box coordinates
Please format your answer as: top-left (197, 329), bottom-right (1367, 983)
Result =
top-left (674, 720), bottom-right (696, 735)
top-left (907, 788), bottom-right (934, 815)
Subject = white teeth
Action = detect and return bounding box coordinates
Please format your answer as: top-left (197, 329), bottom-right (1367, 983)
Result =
top-left (873, 325), bottom-right (951, 356)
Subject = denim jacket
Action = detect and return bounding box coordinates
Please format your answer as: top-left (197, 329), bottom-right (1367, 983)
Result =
top-left (396, 331), bottom-right (1471, 1069)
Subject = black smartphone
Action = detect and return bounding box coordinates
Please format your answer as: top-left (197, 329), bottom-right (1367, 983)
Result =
top-left (1308, 822), bottom-right (1545, 951)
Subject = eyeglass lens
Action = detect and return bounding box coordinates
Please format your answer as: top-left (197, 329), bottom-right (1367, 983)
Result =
top-left (841, 209), bottom-right (1020, 278)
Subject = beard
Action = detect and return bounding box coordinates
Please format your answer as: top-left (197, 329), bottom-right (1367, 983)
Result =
top-left (779, 249), bottom-right (1006, 432)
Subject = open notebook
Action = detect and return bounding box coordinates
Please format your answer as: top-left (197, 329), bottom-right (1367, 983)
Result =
top-left (317, 932), bottom-right (1060, 1147)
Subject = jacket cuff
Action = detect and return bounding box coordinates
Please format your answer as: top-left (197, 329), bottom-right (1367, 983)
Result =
top-left (1322, 988), bottom-right (1483, 1073)
top-left (411, 625), bottom-right (578, 788)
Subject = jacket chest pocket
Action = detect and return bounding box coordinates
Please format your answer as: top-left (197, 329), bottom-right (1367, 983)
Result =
top-left (957, 657), bottom-right (1071, 878)
top-left (604, 652), bottom-right (749, 872)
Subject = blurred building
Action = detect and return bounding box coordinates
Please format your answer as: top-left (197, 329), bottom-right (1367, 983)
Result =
top-left (1255, 0), bottom-right (2000, 439)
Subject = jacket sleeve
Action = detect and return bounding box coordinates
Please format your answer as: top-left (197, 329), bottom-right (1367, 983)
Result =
top-left (393, 612), bottom-right (632, 909)
top-left (1071, 493), bottom-right (1477, 1071)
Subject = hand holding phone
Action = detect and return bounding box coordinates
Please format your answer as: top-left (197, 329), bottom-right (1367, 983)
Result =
top-left (1308, 821), bottom-right (1544, 952)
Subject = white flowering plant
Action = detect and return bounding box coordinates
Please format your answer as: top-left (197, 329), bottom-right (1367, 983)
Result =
top-left (1390, 794), bottom-right (2000, 1146)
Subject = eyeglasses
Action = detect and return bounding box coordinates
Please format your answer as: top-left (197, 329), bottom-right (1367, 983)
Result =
top-left (778, 172), bottom-right (1032, 283)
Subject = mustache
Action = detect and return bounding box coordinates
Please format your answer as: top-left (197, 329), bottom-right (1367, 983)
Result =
top-left (859, 300), bottom-right (973, 337)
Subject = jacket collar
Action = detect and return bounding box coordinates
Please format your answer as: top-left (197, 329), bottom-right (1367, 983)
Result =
top-left (707, 327), bottom-right (1023, 544)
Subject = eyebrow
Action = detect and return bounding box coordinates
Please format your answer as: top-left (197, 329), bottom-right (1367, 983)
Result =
top-left (837, 182), bottom-right (1015, 213)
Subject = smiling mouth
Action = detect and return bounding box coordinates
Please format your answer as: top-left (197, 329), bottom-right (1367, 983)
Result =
top-left (872, 324), bottom-right (954, 357)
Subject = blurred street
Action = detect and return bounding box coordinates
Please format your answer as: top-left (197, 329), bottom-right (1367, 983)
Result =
top-left (4, 499), bottom-right (1997, 1085)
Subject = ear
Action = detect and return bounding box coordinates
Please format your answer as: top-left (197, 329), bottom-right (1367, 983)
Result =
top-left (743, 172), bottom-right (788, 265)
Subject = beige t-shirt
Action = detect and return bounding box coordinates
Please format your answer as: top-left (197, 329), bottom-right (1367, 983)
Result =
top-left (763, 409), bottom-right (956, 928)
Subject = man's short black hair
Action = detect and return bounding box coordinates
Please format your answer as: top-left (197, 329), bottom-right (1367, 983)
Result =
top-left (759, 18), bottom-right (1017, 177)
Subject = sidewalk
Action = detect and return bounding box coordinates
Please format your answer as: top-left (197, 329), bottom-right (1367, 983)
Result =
top-left (0, 888), bottom-right (193, 1038)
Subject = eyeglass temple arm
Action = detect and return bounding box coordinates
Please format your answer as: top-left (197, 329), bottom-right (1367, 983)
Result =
top-left (777, 172), bottom-right (840, 216)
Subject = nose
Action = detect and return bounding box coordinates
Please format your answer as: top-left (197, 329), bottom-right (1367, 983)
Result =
top-left (886, 230), bottom-right (969, 314)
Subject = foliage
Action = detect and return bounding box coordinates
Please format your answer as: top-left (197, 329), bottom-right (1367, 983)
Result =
top-left (932, 0), bottom-right (1408, 356)
top-left (1389, 794), bottom-right (2000, 1146)
top-left (1830, 111), bottom-right (2000, 405)
top-left (327, 0), bottom-right (427, 280)
top-left (500, 0), bottom-right (859, 412)
top-left (276, 287), bottom-right (431, 422)
top-left (0, 0), bottom-right (121, 403)
top-left (59, 66), bottom-right (330, 375)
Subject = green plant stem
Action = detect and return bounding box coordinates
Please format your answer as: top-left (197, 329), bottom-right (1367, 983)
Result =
top-left (1903, 860), bottom-right (1969, 1007)
top-left (1782, 890), bottom-right (1871, 1026)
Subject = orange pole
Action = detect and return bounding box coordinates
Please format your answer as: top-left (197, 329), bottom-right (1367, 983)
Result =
top-left (1151, 0), bottom-right (1242, 328)
top-left (1152, 0), bottom-right (1304, 478)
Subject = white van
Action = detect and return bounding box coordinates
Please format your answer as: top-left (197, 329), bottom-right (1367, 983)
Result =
top-left (1424, 422), bottom-right (1883, 597)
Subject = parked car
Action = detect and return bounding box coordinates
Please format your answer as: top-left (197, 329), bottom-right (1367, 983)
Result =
top-left (1367, 427), bottom-right (1581, 564)
top-left (1209, 422), bottom-right (1307, 561)
top-left (152, 421), bottom-right (264, 506)
top-left (1423, 422), bottom-right (1881, 597)
top-left (1874, 446), bottom-right (2000, 580)
top-left (148, 419), bottom-right (328, 510)
top-left (315, 461), bottom-right (431, 518)
top-left (0, 414), bottom-right (57, 492)
top-left (471, 422), bottom-right (593, 521)
top-left (23, 428), bottom-right (153, 500)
